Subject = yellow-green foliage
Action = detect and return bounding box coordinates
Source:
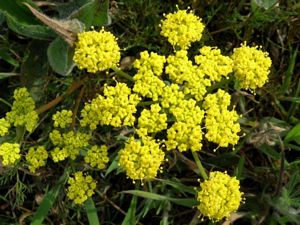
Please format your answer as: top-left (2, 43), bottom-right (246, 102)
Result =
top-left (0, 143), bottom-right (21, 166)
top-left (6, 87), bottom-right (38, 133)
top-left (66, 172), bottom-right (97, 204)
top-left (197, 171), bottom-right (243, 221)
top-left (73, 29), bottom-right (120, 73)
top-left (232, 43), bottom-right (272, 90)
top-left (118, 137), bottom-right (165, 181)
top-left (84, 145), bottom-right (109, 169)
top-left (26, 146), bottom-right (48, 173)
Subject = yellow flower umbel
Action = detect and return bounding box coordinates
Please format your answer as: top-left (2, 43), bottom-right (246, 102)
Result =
top-left (195, 46), bottom-right (233, 82)
top-left (84, 145), bottom-right (109, 169)
top-left (81, 83), bottom-right (140, 129)
top-left (133, 51), bottom-right (166, 101)
top-left (166, 99), bottom-right (204, 152)
top-left (133, 51), bottom-right (166, 76)
top-left (137, 104), bottom-right (167, 137)
top-left (73, 29), bottom-right (120, 73)
top-left (118, 137), bottom-right (165, 181)
top-left (0, 143), bottom-right (21, 166)
top-left (66, 172), bottom-right (97, 204)
top-left (203, 90), bottom-right (241, 147)
top-left (231, 43), bottom-right (272, 90)
top-left (159, 84), bottom-right (185, 109)
top-left (166, 50), bottom-right (210, 101)
top-left (50, 130), bottom-right (91, 162)
top-left (160, 8), bottom-right (205, 49)
top-left (6, 87), bottom-right (38, 133)
top-left (52, 110), bottom-right (73, 129)
top-left (26, 146), bottom-right (48, 173)
top-left (197, 171), bottom-right (243, 221)
top-left (0, 118), bottom-right (10, 136)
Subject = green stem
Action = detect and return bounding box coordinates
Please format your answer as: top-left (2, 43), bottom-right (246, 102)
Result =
top-left (111, 66), bottom-right (134, 81)
top-left (0, 98), bottom-right (12, 107)
top-left (191, 150), bottom-right (208, 180)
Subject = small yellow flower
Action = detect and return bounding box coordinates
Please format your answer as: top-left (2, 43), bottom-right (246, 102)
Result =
top-left (84, 145), bottom-right (109, 169)
top-left (0, 143), bottom-right (21, 166)
top-left (118, 137), bottom-right (165, 181)
top-left (134, 51), bottom-right (166, 76)
top-left (81, 83), bottom-right (140, 128)
top-left (73, 29), bottom-right (120, 73)
top-left (52, 110), bottom-right (73, 129)
top-left (160, 8), bottom-right (205, 49)
top-left (6, 87), bottom-right (38, 133)
top-left (195, 46), bottom-right (233, 82)
top-left (231, 43), bottom-right (272, 90)
top-left (159, 84), bottom-right (185, 109)
top-left (51, 147), bottom-right (69, 162)
top-left (137, 104), bottom-right (167, 136)
top-left (66, 172), bottom-right (97, 204)
top-left (203, 90), bottom-right (241, 147)
top-left (26, 146), bottom-right (48, 172)
top-left (197, 171), bottom-right (243, 221)
top-left (166, 122), bottom-right (202, 152)
top-left (0, 118), bottom-right (10, 136)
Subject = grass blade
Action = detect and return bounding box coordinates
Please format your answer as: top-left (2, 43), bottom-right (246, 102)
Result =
top-left (121, 196), bottom-right (137, 225)
top-left (84, 198), bottom-right (100, 225)
top-left (123, 190), bottom-right (198, 207)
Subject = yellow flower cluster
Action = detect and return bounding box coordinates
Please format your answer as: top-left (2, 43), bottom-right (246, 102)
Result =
top-left (81, 83), bottom-right (140, 129)
top-left (197, 171), bottom-right (243, 221)
top-left (6, 87), bottom-right (38, 133)
top-left (195, 46), bottom-right (233, 82)
top-left (0, 118), bottom-right (10, 136)
top-left (66, 172), bottom-right (97, 204)
top-left (166, 122), bottom-right (202, 152)
top-left (118, 137), bottom-right (165, 181)
top-left (133, 51), bottom-right (166, 101)
top-left (26, 146), bottom-right (48, 172)
top-left (133, 51), bottom-right (166, 76)
top-left (166, 99), bottom-right (204, 152)
top-left (166, 50), bottom-right (210, 101)
top-left (204, 90), bottom-right (241, 147)
top-left (160, 8), bottom-right (205, 49)
top-left (231, 43), bottom-right (272, 90)
top-left (0, 143), bottom-right (21, 166)
top-left (137, 104), bottom-right (167, 137)
top-left (50, 130), bottom-right (90, 161)
top-left (84, 145), bottom-right (109, 169)
top-left (73, 29), bottom-right (120, 73)
top-left (52, 110), bottom-right (73, 129)
top-left (159, 84), bottom-right (185, 108)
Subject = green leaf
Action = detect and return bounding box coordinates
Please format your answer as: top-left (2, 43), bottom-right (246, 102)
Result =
top-left (121, 196), bottom-right (137, 225)
top-left (235, 155), bottom-right (245, 180)
top-left (0, 48), bottom-right (19, 67)
top-left (0, 0), bottom-right (55, 40)
top-left (251, 0), bottom-right (277, 10)
top-left (123, 190), bottom-right (198, 207)
top-left (56, 0), bottom-right (109, 27)
top-left (156, 179), bottom-right (196, 195)
top-left (47, 37), bottom-right (75, 76)
top-left (284, 122), bottom-right (300, 143)
top-left (0, 0), bottom-right (37, 24)
top-left (85, 198), bottom-right (100, 225)
top-left (0, 12), bottom-right (5, 25)
top-left (258, 144), bottom-right (281, 160)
